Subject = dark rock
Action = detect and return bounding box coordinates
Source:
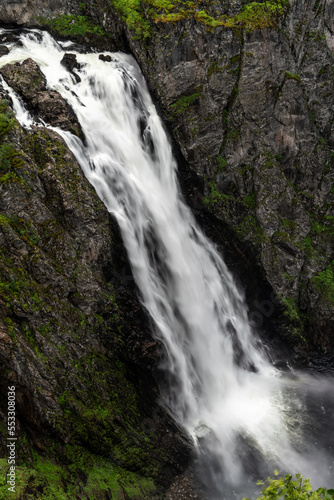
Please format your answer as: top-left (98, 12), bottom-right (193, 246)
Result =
top-left (0, 45), bottom-right (9, 56)
top-left (0, 58), bottom-right (83, 137)
top-left (0, 58), bottom-right (47, 101)
top-left (99, 53), bottom-right (112, 62)
top-left (36, 90), bottom-right (81, 134)
top-left (60, 52), bottom-right (81, 83)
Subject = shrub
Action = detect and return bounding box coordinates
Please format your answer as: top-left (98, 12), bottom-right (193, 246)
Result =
top-left (244, 472), bottom-right (334, 500)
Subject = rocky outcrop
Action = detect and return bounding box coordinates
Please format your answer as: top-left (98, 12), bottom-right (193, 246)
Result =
top-left (0, 58), bottom-right (82, 136)
top-left (0, 0), bottom-right (70, 25)
top-left (0, 87), bottom-right (191, 497)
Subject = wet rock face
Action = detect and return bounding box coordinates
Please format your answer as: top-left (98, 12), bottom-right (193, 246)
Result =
top-left (114, 0), bottom-right (334, 354)
top-left (0, 45), bottom-right (9, 56)
top-left (60, 52), bottom-right (81, 82)
top-left (0, 93), bottom-right (191, 494)
top-left (0, 58), bottom-right (82, 136)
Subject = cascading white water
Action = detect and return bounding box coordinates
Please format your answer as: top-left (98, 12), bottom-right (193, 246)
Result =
top-left (1, 28), bottom-right (334, 498)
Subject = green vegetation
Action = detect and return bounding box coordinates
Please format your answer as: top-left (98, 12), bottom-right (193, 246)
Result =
top-left (281, 296), bottom-right (299, 322)
top-left (203, 180), bottom-right (233, 206)
top-left (112, 0), bottom-right (152, 38)
top-left (242, 191), bottom-right (256, 210)
top-left (244, 471), bottom-right (334, 500)
top-left (108, 0), bottom-right (288, 40)
top-left (216, 154), bottom-right (227, 171)
top-left (312, 261), bottom-right (334, 305)
top-left (0, 214), bottom-right (40, 245)
top-left (40, 0), bottom-right (288, 40)
top-left (0, 103), bottom-right (16, 137)
top-left (0, 450), bottom-right (156, 499)
top-left (285, 71), bottom-right (301, 83)
top-left (40, 14), bottom-right (105, 37)
top-left (208, 61), bottom-right (222, 78)
top-left (195, 0), bottom-right (288, 31)
top-left (170, 89), bottom-right (203, 114)
top-left (281, 218), bottom-right (297, 231)
top-left (236, 213), bottom-right (267, 243)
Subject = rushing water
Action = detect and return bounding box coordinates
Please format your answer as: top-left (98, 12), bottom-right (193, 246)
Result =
top-left (1, 28), bottom-right (334, 498)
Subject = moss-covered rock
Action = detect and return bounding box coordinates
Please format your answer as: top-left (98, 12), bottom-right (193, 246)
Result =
top-left (0, 95), bottom-right (191, 498)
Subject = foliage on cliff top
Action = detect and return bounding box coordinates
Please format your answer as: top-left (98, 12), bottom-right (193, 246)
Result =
top-left (244, 472), bottom-right (334, 500)
top-left (109, 0), bottom-right (289, 39)
top-left (112, 0), bottom-right (152, 38)
top-left (40, 14), bottom-right (105, 37)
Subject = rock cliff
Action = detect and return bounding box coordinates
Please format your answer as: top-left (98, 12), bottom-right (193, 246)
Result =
top-left (0, 61), bottom-right (191, 497)
top-left (117, 0), bottom-right (334, 356)
top-left (7, 0), bottom-right (330, 356)
top-left (0, 0), bottom-right (334, 497)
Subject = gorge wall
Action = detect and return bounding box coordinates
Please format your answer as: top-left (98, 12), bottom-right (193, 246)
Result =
top-left (0, 0), bottom-right (334, 498)
top-left (0, 57), bottom-right (191, 498)
top-left (107, 0), bottom-right (334, 357)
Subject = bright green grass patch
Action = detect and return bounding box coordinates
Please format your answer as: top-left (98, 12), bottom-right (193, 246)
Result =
top-left (110, 0), bottom-right (288, 39)
top-left (0, 453), bottom-right (156, 499)
top-left (111, 0), bottom-right (152, 39)
top-left (40, 14), bottom-right (105, 37)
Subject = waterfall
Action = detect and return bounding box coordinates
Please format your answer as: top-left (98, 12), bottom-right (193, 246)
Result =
top-left (1, 28), bottom-right (333, 498)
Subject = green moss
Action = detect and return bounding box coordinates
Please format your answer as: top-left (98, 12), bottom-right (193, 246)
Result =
top-left (0, 451), bottom-right (156, 499)
top-left (216, 154), bottom-right (227, 171)
top-left (242, 191), bottom-right (256, 210)
top-left (196, 0), bottom-right (288, 31)
top-left (114, 0), bottom-right (288, 38)
top-left (0, 143), bottom-right (23, 172)
top-left (0, 113), bottom-right (16, 137)
top-left (311, 219), bottom-right (334, 237)
top-left (236, 214), bottom-right (267, 243)
top-left (228, 128), bottom-right (240, 141)
top-left (281, 218), bottom-right (297, 231)
top-left (312, 261), bottom-right (334, 305)
top-left (3, 316), bottom-right (16, 341)
top-left (170, 89), bottom-right (203, 114)
top-left (318, 64), bottom-right (329, 77)
top-left (203, 180), bottom-right (233, 206)
top-left (0, 100), bottom-right (24, 175)
top-left (285, 71), bottom-right (301, 83)
top-left (111, 0), bottom-right (151, 39)
top-left (5, 215), bottom-right (40, 246)
top-left (40, 14), bottom-right (105, 37)
top-left (207, 61), bottom-right (222, 78)
top-left (281, 296), bottom-right (300, 322)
